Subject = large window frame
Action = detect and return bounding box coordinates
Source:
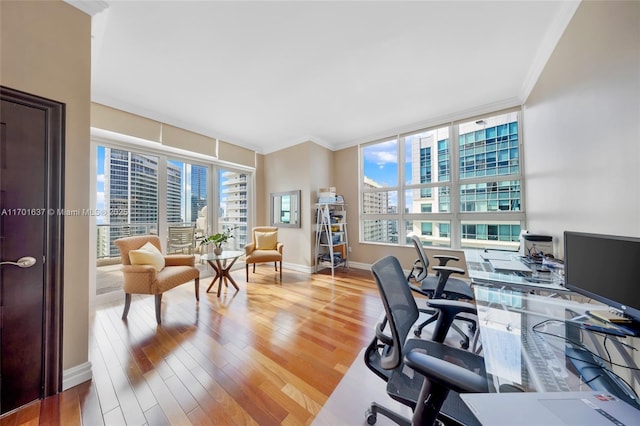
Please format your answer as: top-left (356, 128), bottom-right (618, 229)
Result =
top-left (359, 108), bottom-right (525, 250)
top-left (89, 130), bottom-right (255, 303)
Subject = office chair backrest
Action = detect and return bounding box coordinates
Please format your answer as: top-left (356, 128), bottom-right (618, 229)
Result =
top-left (409, 235), bottom-right (429, 282)
top-left (371, 256), bottom-right (420, 371)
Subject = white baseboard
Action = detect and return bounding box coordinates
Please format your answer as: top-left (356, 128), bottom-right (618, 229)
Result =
top-left (346, 261), bottom-right (371, 271)
top-left (283, 261), bottom-right (372, 274)
top-left (282, 262), bottom-right (314, 274)
top-left (62, 361), bottom-right (93, 391)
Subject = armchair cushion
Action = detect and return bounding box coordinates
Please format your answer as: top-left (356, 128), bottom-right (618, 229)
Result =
top-left (129, 241), bottom-right (165, 272)
top-left (255, 231), bottom-right (278, 250)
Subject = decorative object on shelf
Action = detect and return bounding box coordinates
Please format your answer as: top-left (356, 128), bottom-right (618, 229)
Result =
top-left (318, 187), bottom-right (338, 203)
top-left (198, 226), bottom-right (238, 255)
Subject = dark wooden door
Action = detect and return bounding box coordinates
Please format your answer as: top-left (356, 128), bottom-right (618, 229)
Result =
top-left (0, 87), bottom-right (64, 415)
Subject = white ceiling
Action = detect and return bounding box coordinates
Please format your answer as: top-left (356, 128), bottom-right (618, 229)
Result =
top-left (84, 1), bottom-right (579, 154)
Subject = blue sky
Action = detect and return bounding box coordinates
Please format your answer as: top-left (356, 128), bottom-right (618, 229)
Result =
top-left (362, 139), bottom-right (399, 187)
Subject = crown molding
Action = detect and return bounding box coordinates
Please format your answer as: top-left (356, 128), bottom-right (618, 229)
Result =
top-left (520, 1), bottom-right (581, 102)
top-left (64, 0), bottom-right (109, 16)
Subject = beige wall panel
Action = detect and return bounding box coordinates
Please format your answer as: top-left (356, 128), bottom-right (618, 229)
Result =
top-left (1, 0), bottom-right (91, 371)
top-left (264, 141), bottom-right (332, 269)
top-left (162, 124), bottom-right (216, 157)
top-left (255, 154), bottom-right (266, 226)
top-left (524, 1), bottom-right (640, 258)
top-left (91, 103), bottom-right (161, 143)
top-left (218, 140), bottom-right (255, 168)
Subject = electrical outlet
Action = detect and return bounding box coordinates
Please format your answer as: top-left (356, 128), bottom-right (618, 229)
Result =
top-left (348, 246), bottom-right (352, 252)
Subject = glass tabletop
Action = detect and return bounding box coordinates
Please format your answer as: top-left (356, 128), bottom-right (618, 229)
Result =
top-left (200, 250), bottom-right (244, 261)
top-left (466, 250), bottom-right (566, 292)
top-left (473, 285), bottom-right (640, 409)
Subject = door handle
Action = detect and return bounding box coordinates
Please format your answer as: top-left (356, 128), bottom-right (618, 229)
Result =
top-left (0, 256), bottom-right (37, 268)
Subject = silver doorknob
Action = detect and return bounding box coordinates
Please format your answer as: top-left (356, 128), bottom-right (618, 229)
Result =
top-left (0, 256), bottom-right (37, 268)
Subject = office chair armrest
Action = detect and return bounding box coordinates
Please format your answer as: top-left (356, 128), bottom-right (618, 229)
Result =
top-left (431, 265), bottom-right (465, 276)
top-left (431, 265), bottom-right (466, 299)
top-left (405, 350), bottom-right (488, 394)
top-left (427, 299), bottom-right (477, 343)
top-left (375, 320), bottom-right (393, 346)
top-left (433, 254), bottom-right (460, 265)
top-left (407, 259), bottom-right (427, 282)
top-left (426, 299), bottom-right (477, 316)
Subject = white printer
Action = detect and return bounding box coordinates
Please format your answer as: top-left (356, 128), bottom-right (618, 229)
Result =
top-left (519, 232), bottom-right (553, 258)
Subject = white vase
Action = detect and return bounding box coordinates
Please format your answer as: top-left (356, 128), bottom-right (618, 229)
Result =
top-left (213, 246), bottom-right (223, 255)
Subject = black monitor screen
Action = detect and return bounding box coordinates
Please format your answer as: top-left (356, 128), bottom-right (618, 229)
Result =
top-left (564, 231), bottom-right (640, 322)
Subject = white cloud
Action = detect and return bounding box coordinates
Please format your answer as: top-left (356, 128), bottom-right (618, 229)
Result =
top-left (364, 139), bottom-right (398, 165)
top-left (97, 174), bottom-right (105, 183)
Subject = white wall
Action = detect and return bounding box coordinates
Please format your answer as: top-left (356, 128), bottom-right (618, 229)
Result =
top-left (523, 1), bottom-right (640, 258)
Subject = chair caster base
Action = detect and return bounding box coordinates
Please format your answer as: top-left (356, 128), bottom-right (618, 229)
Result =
top-left (365, 408), bottom-right (377, 425)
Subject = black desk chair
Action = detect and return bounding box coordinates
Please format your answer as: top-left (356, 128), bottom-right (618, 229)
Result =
top-left (365, 256), bottom-right (488, 426)
top-left (408, 236), bottom-right (476, 347)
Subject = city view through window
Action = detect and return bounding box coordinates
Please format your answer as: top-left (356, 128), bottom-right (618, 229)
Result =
top-left (95, 145), bottom-right (250, 296)
top-left (361, 110), bottom-right (524, 250)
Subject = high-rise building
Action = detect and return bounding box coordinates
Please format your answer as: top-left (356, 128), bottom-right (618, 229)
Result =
top-left (362, 176), bottom-right (391, 243)
top-left (100, 148), bottom-right (182, 257)
top-left (408, 112), bottom-right (521, 248)
top-left (219, 170), bottom-right (248, 248)
top-left (166, 161), bottom-right (182, 223)
top-left (189, 164), bottom-right (207, 222)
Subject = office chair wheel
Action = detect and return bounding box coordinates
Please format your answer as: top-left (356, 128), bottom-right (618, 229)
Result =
top-left (365, 408), bottom-right (377, 425)
top-left (414, 328), bottom-right (422, 337)
top-left (460, 340), bottom-right (469, 349)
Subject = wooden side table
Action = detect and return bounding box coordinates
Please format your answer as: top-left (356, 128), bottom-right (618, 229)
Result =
top-left (201, 250), bottom-right (244, 297)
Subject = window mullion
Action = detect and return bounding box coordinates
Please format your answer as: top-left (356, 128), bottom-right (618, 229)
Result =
top-left (450, 123), bottom-right (461, 249)
top-left (398, 134), bottom-right (405, 245)
top-left (157, 154), bottom-right (168, 248)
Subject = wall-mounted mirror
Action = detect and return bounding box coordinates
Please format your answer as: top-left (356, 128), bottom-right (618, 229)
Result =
top-left (270, 190), bottom-right (301, 228)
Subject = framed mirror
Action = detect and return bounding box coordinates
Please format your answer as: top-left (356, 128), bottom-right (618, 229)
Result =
top-left (270, 190), bottom-right (300, 228)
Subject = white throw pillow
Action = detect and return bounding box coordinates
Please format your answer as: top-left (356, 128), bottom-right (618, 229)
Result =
top-left (129, 241), bottom-right (165, 272)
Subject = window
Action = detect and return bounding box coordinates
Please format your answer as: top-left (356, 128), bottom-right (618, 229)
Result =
top-left (94, 142), bottom-right (253, 298)
top-left (218, 167), bottom-right (249, 250)
top-left (361, 109), bottom-right (524, 250)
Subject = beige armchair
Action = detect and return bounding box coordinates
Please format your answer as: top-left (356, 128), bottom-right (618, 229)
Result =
top-left (244, 226), bottom-right (283, 281)
top-left (114, 235), bottom-right (200, 324)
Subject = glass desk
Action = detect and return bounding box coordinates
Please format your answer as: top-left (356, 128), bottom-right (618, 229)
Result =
top-left (473, 284), bottom-right (640, 410)
top-left (466, 250), bottom-right (567, 294)
top-left (201, 250), bottom-right (244, 297)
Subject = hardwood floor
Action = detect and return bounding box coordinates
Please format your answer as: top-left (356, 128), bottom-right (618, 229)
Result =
top-left (2, 265), bottom-right (387, 425)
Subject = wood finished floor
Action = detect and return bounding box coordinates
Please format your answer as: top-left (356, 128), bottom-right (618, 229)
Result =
top-left (1, 265), bottom-right (386, 425)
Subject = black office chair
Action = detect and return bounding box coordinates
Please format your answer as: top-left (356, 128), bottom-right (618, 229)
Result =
top-left (408, 236), bottom-right (476, 345)
top-left (365, 256), bottom-right (488, 426)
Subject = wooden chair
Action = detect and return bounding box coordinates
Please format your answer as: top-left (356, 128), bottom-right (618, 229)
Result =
top-left (244, 226), bottom-right (284, 281)
top-left (114, 235), bottom-right (200, 324)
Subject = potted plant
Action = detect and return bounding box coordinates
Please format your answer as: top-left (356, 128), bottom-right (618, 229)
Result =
top-left (199, 226), bottom-right (237, 255)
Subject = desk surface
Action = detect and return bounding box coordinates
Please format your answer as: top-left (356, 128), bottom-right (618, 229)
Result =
top-left (466, 250), bottom-right (567, 292)
top-left (472, 285), bottom-right (640, 410)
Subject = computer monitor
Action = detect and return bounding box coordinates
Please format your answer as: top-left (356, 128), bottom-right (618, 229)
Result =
top-left (564, 231), bottom-right (640, 323)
